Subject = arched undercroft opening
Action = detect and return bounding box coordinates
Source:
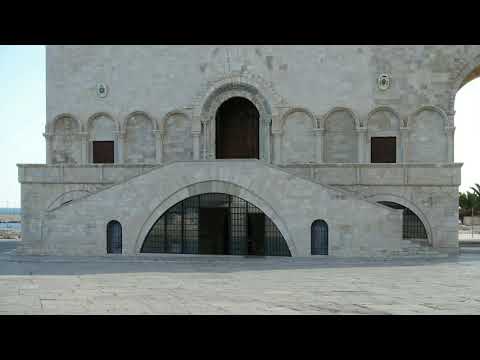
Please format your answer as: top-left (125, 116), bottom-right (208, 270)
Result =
top-left (215, 97), bottom-right (260, 159)
top-left (378, 201), bottom-right (428, 244)
top-left (141, 193), bottom-right (291, 257)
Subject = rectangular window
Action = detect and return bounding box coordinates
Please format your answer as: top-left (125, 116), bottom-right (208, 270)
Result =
top-left (371, 137), bottom-right (396, 163)
top-left (92, 141), bottom-right (114, 164)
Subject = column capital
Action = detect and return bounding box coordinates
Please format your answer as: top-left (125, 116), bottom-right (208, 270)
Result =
top-left (272, 129), bottom-right (283, 136)
top-left (192, 131), bottom-right (201, 138)
top-left (313, 128), bottom-right (325, 135)
top-left (355, 127), bottom-right (368, 133)
top-left (153, 129), bottom-right (166, 139)
top-left (113, 131), bottom-right (127, 140)
top-left (77, 132), bottom-right (89, 139)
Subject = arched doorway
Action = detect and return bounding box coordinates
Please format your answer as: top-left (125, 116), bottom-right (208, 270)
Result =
top-left (311, 220), bottom-right (328, 255)
top-left (107, 220), bottom-right (122, 254)
top-left (141, 193), bottom-right (291, 256)
top-left (215, 97), bottom-right (260, 159)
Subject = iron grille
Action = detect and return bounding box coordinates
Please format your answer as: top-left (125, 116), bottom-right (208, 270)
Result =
top-left (311, 220), bottom-right (328, 255)
top-left (107, 220), bottom-right (122, 254)
top-left (141, 193), bottom-right (291, 257)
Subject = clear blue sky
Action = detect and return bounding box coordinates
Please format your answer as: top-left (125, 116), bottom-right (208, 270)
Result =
top-left (0, 45), bottom-right (479, 208)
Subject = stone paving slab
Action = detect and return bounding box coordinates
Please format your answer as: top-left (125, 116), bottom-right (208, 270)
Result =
top-left (1, 241), bottom-right (480, 314)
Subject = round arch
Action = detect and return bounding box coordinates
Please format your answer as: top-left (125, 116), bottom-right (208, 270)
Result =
top-left (48, 113), bottom-right (81, 134)
top-left (365, 193), bottom-right (433, 245)
top-left (196, 83), bottom-right (273, 162)
top-left (159, 109), bottom-right (192, 133)
top-left (279, 107), bottom-right (318, 131)
top-left (320, 107), bottom-right (361, 129)
top-left (87, 112), bottom-right (120, 133)
top-left (122, 111), bottom-right (157, 132)
top-left (407, 105), bottom-right (449, 128)
top-left (134, 180), bottom-right (296, 256)
top-left (367, 106), bottom-right (402, 129)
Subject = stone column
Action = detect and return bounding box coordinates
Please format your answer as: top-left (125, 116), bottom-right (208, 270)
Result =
top-left (400, 127), bottom-right (409, 163)
top-left (114, 131), bottom-right (126, 164)
top-left (356, 127), bottom-right (367, 163)
top-left (201, 121), bottom-right (208, 160)
top-left (264, 119), bottom-right (272, 163)
top-left (313, 128), bottom-right (325, 164)
top-left (78, 132), bottom-right (88, 164)
top-left (192, 130), bottom-right (201, 160)
top-left (272, 130), bottom-right (282, 165)
top-left (445, 126), bottom-right (455, 163)
top-left (43, 133), bottom-right (53, 164)
top-left (153, 130), bottom-right (165, 164)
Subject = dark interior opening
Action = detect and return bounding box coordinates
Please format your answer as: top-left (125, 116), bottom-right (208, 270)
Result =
top-left (216, 97), bottom-right (260, 159)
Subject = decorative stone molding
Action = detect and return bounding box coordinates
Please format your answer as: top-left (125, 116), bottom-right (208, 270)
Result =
top-left (320, 107), bottom-right (361, 129)
top-left (366, 106), bottom-right (401, 130)
top-left (278, 107), bottom-right (317, 131)
top-left (87, 112), bottom-right (121, 134)
top-left (122, 111), bottom-right (158, 132)
top-left (408, 105), bottom-right (449, 127)
top-left (197, 83), bottom-right (273, 161)
top-left (159, 109), bottom-right (193, 133)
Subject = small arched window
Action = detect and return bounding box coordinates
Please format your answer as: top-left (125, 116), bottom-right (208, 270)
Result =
top-left (107, 221), bottom-right (122, 254)
top-left (311, 220), bottom-right (328, 255)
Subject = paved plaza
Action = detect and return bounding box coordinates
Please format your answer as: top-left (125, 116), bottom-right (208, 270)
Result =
top-left (1, 240), bottom-right (480, 315)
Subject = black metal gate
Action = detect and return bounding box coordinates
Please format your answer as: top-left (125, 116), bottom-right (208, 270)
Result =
top-left (107, 220), bottom-right (122, 254)
top-left (141, 193), bottom-right (291, 256)
top-left (311, 220), bottom-right (328, 255)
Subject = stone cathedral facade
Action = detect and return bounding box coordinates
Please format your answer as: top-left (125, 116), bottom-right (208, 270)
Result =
top-left (17, 45), bottom-right (480, 257)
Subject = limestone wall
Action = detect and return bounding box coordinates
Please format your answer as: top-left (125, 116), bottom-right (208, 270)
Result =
top-left (43, 45), bottom-right (480, 167)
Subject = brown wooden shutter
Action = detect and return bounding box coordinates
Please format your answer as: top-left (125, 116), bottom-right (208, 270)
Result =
top-left (93, 141), bottom-right (114, 164)
top-left (371, 137), bottom-right (396, 163)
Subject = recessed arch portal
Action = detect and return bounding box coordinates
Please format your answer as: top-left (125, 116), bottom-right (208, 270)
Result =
top-left (215, 97), bottom-right (260, 159)
top-left (141, 193), bottom-right (291, 257)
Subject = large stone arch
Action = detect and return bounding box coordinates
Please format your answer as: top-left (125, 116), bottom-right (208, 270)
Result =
top-left (448, 52), bottom-right (480, 116)
top-left (134, 180), bottom-right (296, 256)
top-left (364, 193), bottom-right (433, 245)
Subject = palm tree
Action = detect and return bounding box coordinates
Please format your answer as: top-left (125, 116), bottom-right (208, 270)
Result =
top-left (471, 183), bottom-right (480, 198)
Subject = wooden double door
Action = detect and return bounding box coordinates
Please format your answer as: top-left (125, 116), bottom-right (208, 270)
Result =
top-left (216, 97), bottom-right (260, 159)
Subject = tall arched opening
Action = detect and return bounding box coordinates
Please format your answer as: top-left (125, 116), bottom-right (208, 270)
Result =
top-left (215, 97), bottom-right (260, 159)
top-left (141, 193), bottom-right (291, 257)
